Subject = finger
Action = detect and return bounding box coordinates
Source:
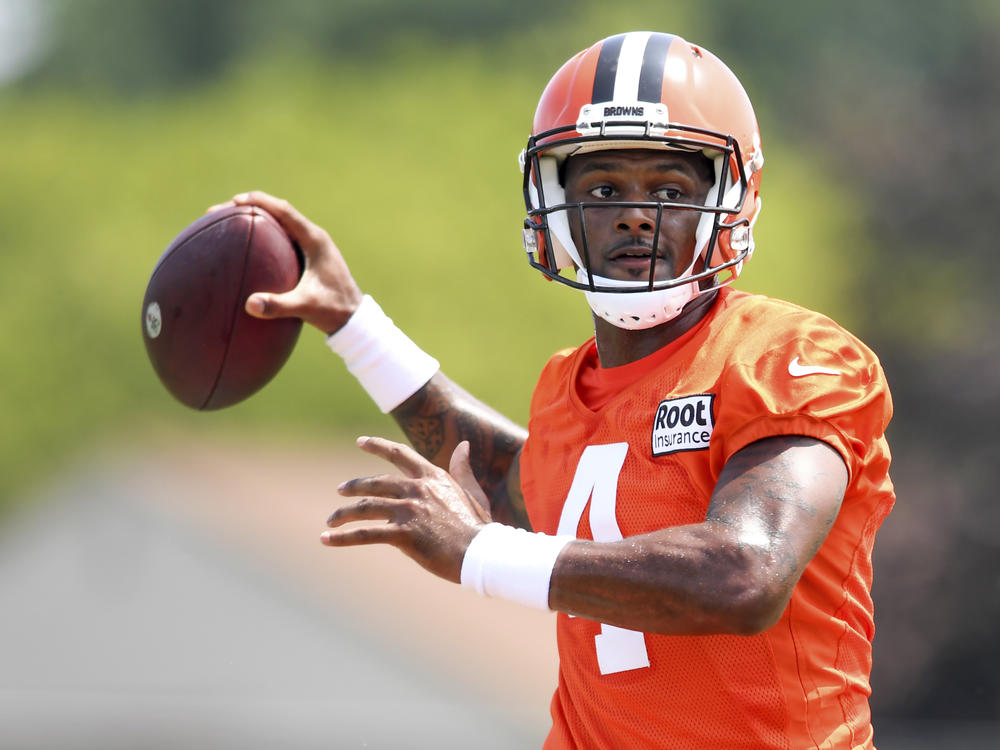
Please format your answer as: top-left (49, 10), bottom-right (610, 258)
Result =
top-left (448, 441), bottom-right (490, 512)
top-left (320, 526), bottom-right (401, 547)
top-left (326, 497), bottom-right (401, 527)
top-left (337, 474), bottom-right (415, 499)
top-left (232, 191), bottom-right (323, 250)
top-left (355, 435), bottom-right (433, 479)
top-left (245, 289), bottom-right (305, 320)
top-left (205, 200), bottom-right (235, 214)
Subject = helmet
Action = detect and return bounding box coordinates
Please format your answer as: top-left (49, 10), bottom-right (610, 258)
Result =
top-left (520, 32), bottom-right (764, 329)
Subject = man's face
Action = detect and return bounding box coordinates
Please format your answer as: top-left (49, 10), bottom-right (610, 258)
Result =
top-left (562, 149), bottom-right (714, 284)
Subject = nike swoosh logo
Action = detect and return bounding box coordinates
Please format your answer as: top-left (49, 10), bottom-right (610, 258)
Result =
top-left (788, 357), bottom-right (841, 377)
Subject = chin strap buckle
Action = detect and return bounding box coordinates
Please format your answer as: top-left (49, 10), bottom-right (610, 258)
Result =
top-left (522, 227), bottom-right (538, 254)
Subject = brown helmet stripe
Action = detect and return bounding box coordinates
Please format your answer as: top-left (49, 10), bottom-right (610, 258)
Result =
top-left (591, 32), bottom-right (678, 105)
top-left (637, 32), bottom-right (675, 102)
top-left (591, 33), bottom-right (627, 103)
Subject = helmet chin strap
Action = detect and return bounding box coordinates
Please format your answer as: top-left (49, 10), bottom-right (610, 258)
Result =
top-left (577, 267), bottom-right (700, 330)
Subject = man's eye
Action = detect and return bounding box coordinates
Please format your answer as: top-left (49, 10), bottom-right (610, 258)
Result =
top-left (656, 188), bottom-right (683, 201)
top-left (588, 186), bottom-right (615, 199)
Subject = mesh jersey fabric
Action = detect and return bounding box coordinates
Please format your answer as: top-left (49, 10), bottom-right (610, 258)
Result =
top-left (519, 287), bottom-right (895, 750)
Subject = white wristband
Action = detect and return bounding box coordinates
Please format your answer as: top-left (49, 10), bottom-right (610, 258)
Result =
top-left (325, 295), bottom-right (440, 413)
top-left (460, 523), bottom-right (575, 610)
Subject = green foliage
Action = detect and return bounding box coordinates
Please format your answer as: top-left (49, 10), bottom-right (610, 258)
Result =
top-left (29, 0), bottom-right (578, 94)
top-left (0, 12), bottom-right (871, 510)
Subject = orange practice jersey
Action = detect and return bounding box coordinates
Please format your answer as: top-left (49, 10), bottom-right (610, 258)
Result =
top-left (520, 288), bottom-right (895, 750)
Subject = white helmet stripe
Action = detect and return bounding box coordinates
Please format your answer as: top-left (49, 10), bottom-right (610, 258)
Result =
top-left (612, 32), bottom-right (653, 102)
top-left (591, 32), bottom-right (677, 104)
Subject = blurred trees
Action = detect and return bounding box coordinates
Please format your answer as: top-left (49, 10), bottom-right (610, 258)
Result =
top-left (23, 0), bottom-right (575, 93)
top-left (708, 1), bottom-right (1000, 720)
top-left (711, 0), bottom-right (1000, 347)
top-left (24, 0), bottom-right (245, 91)
top-left (8, 0), bottom-right (999, 723)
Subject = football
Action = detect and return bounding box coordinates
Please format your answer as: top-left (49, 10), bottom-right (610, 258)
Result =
top-left (141, 205), bottom-right (303, 410)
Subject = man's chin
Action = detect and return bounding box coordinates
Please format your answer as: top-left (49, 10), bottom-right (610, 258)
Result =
top-left (594, 263), bottom-right (676, 286)
top-left (601, 254), bottom-right (671, 276)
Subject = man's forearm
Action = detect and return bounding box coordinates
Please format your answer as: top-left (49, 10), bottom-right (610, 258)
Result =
top-left (391, 372), bottom-right (530, 528)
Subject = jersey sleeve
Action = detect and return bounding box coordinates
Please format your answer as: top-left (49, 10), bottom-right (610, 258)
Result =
top-left (709, 312), bottom-right (893, 483)
top-left (528, 346), bottom-right (579, 421)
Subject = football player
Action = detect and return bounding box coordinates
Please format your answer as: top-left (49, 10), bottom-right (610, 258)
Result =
top-left (223, 31), bottom-right (894, 750)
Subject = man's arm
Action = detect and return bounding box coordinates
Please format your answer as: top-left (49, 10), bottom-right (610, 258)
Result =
top-left (223, 191), bottom-right (529, 528)
top-left (547, 435), bottom-right (847, 635)
top-left (391, 374), bottom-right (530, 529)
top-left (329, 434), bottom-right (846, 636)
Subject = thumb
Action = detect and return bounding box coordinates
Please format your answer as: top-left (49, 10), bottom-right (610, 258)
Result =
top-left (245, 290), bottom-right (299, 320)
top-left (449, 441), bottom-right (491, 516)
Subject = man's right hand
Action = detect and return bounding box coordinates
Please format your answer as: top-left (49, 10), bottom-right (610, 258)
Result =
top-left (208, 191), bottom-right (363, 335)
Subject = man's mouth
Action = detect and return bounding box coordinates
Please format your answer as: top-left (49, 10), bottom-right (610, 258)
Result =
top-left (607, 239), bottom-right (664, 260)
top-left (605, 243), bottom-right (669, 279)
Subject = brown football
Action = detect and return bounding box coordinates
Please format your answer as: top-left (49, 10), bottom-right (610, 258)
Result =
top-left (141, 205), bottom-right (303, 410)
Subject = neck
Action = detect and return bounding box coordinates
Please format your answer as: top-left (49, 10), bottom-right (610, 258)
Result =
top-left (593, 290), bottom-right (719, 368)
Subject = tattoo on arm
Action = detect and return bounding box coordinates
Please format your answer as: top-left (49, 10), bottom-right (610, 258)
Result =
top-left (392, 373), bottom-right (530, 528)
top-left (403, 411), bottom-right (447, 460)
top-left (708, 436), bottom-right (847, 593)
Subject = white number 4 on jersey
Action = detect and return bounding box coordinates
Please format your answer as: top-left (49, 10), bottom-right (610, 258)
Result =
top-left (556, 443), bottom-right (651, 675)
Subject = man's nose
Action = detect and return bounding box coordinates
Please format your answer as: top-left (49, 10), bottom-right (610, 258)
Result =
top-left (615, 204), bottom-right (657, 233)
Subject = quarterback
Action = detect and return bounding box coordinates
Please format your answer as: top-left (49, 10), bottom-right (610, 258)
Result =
top-left (221, 32), bottom-right (895, 750)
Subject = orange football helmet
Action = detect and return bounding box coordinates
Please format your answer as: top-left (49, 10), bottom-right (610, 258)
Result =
top-left (520, 32), bottom-right (764, 328)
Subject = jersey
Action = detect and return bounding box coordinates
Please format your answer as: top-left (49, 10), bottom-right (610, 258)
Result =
top-left (519, 287), bottom-right (895, 750)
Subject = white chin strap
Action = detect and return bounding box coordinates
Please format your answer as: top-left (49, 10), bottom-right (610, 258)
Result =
top-left (577, 268), bottom-right (698, 330)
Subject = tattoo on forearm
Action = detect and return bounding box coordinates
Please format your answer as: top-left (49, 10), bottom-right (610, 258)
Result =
top-left (405, 416), bottom-right (445, 459)
top-left (392, 374), bottom-right (529, 526)
top-left (394, 382), bottom-right (450, 460)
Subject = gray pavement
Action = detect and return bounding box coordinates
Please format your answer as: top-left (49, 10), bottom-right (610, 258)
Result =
top-left (0, 458), bottom-right (542, 750)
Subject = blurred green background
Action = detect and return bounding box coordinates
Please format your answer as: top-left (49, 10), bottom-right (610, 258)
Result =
top-left (1, 0), bottom-right (998, 732)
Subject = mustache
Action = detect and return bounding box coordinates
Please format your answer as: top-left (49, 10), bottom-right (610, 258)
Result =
top-left (606, 238), bottom-right (665, 258)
